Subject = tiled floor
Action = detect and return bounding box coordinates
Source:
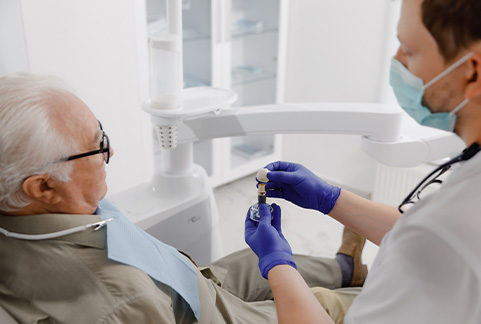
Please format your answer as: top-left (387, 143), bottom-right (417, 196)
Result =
top-left (214, 173), bottom-right (379, 269)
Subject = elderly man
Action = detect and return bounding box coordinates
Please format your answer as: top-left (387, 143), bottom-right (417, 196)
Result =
top-left (0, 73), bottom-right (366, 324)
top-left (244, 0), bottom-right (481, 323)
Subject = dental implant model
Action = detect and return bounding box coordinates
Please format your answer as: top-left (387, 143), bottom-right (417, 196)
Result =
top-left (249, 183), bottom-right (273, 222)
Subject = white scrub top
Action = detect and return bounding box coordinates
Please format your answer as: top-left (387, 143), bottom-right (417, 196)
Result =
top-left (345, 152), bottom-right (481, 324)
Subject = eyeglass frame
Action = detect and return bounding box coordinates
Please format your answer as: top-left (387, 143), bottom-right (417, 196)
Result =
top-left (398, 143), bottom-right (481, 213)
top-left (57, 120), bottom-right (110, 164)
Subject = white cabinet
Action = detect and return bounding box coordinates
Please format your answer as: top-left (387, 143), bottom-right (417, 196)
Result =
top-left (146, 0), bottom-right (289, 187)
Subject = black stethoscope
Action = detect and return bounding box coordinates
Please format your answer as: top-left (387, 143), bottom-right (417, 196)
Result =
top-left (398, 142), bottom-right (481, 213)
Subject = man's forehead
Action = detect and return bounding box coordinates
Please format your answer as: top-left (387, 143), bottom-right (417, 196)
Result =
top-left (398, 0), bottom-right (421, 34)
top-left (397, 0), bottom-right (430, 47)
top-left (49, 92), bottom-right (99, 144)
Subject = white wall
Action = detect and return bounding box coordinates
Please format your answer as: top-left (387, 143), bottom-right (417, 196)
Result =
top-left (282, 0), bottom-right (401, 196)
top-left (1, 0), bottom-right (155, 195)
top-left (0, 0), bottom-right (29, 75)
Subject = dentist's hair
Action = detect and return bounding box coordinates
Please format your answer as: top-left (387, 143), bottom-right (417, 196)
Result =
top-left (0, 73), bottom-right (78, 212)
top-left (422, 0), bottom-right (481, 62)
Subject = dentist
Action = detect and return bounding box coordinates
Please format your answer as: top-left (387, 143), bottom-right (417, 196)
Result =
top-left (245, 0), bottom-right (481, 323)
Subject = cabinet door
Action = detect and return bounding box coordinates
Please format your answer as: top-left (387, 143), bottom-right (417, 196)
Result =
top-left (222, 0), bottom-right (285, 184)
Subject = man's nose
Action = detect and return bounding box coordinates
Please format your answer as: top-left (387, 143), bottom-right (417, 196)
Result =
top-left (394, 46), bottom-right (407, 67)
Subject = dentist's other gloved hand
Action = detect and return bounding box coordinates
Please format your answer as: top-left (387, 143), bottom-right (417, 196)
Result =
top-left (245, 203), bottom-right (296, 279)
top-left (263, 161), bottom-right (341, 215)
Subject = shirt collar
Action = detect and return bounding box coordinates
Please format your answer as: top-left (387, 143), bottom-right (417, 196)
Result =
top-left (0, 213), bottom-right (106, 249)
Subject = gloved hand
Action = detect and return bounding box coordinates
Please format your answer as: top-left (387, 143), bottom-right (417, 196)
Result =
top-left (245, 203), bottom-right (296, 279)
top-left (263, 161), bottom-right (341, 215)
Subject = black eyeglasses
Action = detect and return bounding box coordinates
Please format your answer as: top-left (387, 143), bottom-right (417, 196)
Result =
top-left (58, 121), bottom-right (110, 164)
top-left (398, 143), bottom-right (481, 213)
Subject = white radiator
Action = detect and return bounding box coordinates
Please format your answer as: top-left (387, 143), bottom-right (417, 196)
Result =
top-left (371, 162), bottom-right (451, 207)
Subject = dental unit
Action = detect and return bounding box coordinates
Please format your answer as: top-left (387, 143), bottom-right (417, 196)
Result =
top-left (108, 0), bottom-right (465, 264)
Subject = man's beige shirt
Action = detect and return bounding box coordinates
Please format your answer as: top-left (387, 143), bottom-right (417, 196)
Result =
top-left (0, 213), bottom-right (284, 324)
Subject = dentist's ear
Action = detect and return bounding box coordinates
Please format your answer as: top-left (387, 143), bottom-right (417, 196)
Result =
top-left (465, 52), bottom-right (481, 100)
top-left (22, 175), bottom-right (62, 205)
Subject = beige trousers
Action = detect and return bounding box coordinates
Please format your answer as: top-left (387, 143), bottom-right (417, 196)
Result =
top-left (207, 248), bottom-right (362, 323)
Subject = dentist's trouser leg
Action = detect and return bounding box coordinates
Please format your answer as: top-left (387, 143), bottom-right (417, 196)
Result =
top-left (209, 248), bottom-right (360, 322)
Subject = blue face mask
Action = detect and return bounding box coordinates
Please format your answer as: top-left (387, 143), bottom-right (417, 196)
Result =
top-left (390, 53), bottom-right (472, 132)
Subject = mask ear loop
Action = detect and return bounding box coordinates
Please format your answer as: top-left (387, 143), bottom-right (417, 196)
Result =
top-left (446, 55), bottom-right (477, 117)
top-left (423, 52), bottom-right (474, 89)
top-left (449, 98), bottom-right (470, 118)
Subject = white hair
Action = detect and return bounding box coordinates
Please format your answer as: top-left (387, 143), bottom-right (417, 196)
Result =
top-left (0, 73), bottom-right (79, 211)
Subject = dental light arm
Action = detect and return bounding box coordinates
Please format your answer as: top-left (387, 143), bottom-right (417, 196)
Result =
top-left (178, 103), bottom-right (401, 142)
top-left (361, 113), bottom-right (465, 167)
top-left (156, 101), bottom-right (464, 168)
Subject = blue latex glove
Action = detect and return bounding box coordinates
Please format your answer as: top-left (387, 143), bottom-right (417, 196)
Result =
top-left (263, 161), bottom-right (341, 215)
top-left (245, 203), bottom-right (296, 279)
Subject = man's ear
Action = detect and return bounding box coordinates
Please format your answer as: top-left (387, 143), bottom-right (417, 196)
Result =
top-left (22, 175), bottom-right (62, 205)
top-left (465, 52), bottom-right (481, 99)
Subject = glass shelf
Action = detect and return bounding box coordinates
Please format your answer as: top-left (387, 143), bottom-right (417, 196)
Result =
top-left (149, 22), bottom-right (278, 41)
top-left (184, 74), bottom-right (209, 88)
top-left (231, 143), bottom-right (273, 159)
top-left (231, 65), bottom-right (276, 85)
top-left (147, 19), bottom-right (210, 42)
top-left (232, 27), bottom-right (278, 38)
top-left (232, 72), bottom-right (276, 86)
top-left (183, 30), bottom-right (211, 42)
